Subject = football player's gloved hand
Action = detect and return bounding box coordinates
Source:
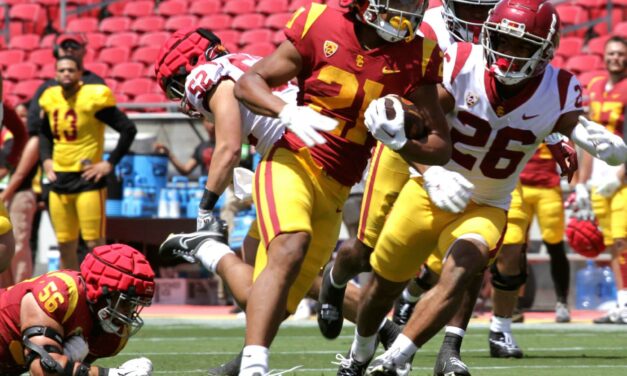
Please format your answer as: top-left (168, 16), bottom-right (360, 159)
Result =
top-left (545, 133), bottom-right (578, 183)
top-left (197, 209), bottom-right (228, 243)
top-left (423, 166), bottom-right (475, 214)
top-left (63, 335), bottom-right (88, 363)
top-left (364, 96), bottom-right (408, 151)
top-left (278, 103), bottom-right (338, 147)
top-left (108, 357), bottom-right (153, 376)
top-left (594, 173), bottom-right (621, 198)
top-left (573, 183), bottom-right (594, 221)
top-left (579, 116), bottom-right (627, 166)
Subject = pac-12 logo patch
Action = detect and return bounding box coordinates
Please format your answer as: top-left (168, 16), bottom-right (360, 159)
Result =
top-left (465, 92), bottom-right (479, 107)
top-left (323, 40), bottom-right (338, 58)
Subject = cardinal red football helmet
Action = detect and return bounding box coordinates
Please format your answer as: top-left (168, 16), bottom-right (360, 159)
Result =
top-left (339, 0), bottom-right (428, 42)
top-left (81, 244), bottom-right (155, 337)
top-left (155, 27), bottom-right (228, 100)
top-left (480, 0), bottom-right (560, 85)
top-left (566, 217), bottom-right (606, 258)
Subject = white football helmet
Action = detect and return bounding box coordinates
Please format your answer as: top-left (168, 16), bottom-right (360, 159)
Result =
top-left (441, 0), bottom-right (499, 43)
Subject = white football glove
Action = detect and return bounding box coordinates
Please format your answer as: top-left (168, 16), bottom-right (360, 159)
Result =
top-left (574, 183), bottom-right (594, 221)
top-left (579, 116), bottom-right (627, 166)
top-left (108, 357), bottom-right (153, 376)
top-left (423, 166), bottom-right (475, 213)
top-left (594, 173), bottom-right (621, 198)
top-left (278, 103), bottom-right (338, 147)
top-left (364, 96), bottom-right (408, 151)
top-left (233, 167), bottom-right (254, 201)
top-left (63, 335), bottom-right (89, 363)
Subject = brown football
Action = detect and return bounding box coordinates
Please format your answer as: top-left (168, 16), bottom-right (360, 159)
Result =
top-left (383, 95), bottom-right (430, 140)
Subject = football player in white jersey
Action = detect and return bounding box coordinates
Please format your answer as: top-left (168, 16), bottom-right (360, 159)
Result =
top-left (335, 0), bottom-right (627, 375)
top-left (155, 27), bottom-right (402, 376)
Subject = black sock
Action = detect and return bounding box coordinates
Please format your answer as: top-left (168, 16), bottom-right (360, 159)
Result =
top-left (545, 241), bottom-right (570, 303)
top-left (378, 320), bottom-right (401, 350)
top-left (441, 333), bottom-right (463, 353)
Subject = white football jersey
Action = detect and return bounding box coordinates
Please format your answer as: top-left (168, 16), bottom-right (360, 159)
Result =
top-left (421, 7), bottom-right (454, 52)
top-left (442, 43), bottom-right (583, 209)
top-left (184, 53), bottom-right (298, 155)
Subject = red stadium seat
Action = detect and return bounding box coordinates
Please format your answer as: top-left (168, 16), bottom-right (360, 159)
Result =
top-left (555, 37), bottom-right (584, 58)
top-left (38, 63), bottom-right (56, 80)
top-left (8, 34), bottom-right (40, 51)
top-left (197, 14), bottom-right (233, 31)
top-left (577, 70), bottom-right (608, 88)
top-left (115, 93), bottom-right (130, 103)
top-left (257, 0), bottom-right (288, 14)
top-left (565, 54), bottom-right (603, 74)
top-left (40, 34), bottom-right (56, 48)
top-left (241, 42), bottom-right (276, 57)
top-left (217, 30), bottom-right (242, 48)
top-left (131, 16), bottom-right (165, 33)
top-left (98, 46), bottom-right (131, 66)
top-left (106, 0), bottom-right (129, 16)
top-left (5, 62), bottom-right (38, 81)
top-left (265, 13), bottom-right (292, 30)
top-left (131, 46), bottom-right (161, 65)
top-left (105, 78), bottom-right (118, 92)
top-left (83, 32), bottom-right (106, 51)
top-left (289, 0), bottom-right (311, 11)
top-left (189, 0), bottom-right (221, 16)
top-left (110, 62), bottom-right (144, 81)
top-left (617, 22), bottom-right (627, 38)
top-left (224, 0), bottom-right (256, 15)
top-left (118, 78), bottom-right (155, 98)
top-left (105, 32), bottom-right (139, 48)
top-left (240, 29), bottom-right (273, 46)
top-left (27, 48), bottom-right (53, 65)
top-left (232, 14), bottom-right (265, 30)
top-left (273, 30), bottom-right (286, 45)
top-left (157, 0), bottom-right (188, 16)
top-left (587, 35), bottom-right (611, 56)
top-left (100, 16), bottom-right (132, 33)
top-left (592, 9), bottom-right (623, 36)
top-left (9, 3), bottom-right (44, 34)
top-left (84, 62), bottom-right (110, 78)
top-left (0, 49), bottom-right (26, 68)
top-left (164, 15), bottom-right (198, 32)
top-left (13, 79), bottom-right (44, 100)
top-left (122, 1), bottom-right (155, 18)
top-left (551, 55), bottom-right (565, 69)
top-left (67, 17), bottom-right (99, 33)
top-left (138, 31), bottom-right (171, 47)
top-left (82, 48), bottom-right (96, 64)
top-left (556, 4), bottom-right (588, 37)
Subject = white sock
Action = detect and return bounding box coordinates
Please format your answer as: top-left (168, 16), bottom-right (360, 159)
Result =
top-left (490, 316), bottom-right (512, 333)
top-left (445, 326), bottom-right (465, 338)
top-left (329, 266), bottom-right (347, 288)
top-left (617, 289), bottom-right (627, 308)
top-left (383, 334), bottom-right (418, 365)
top-left (240, 345), bottom-right (269, 376)
top-left (402, 288), bottom-right (420, 303)
top-left (350, 329), bottom-right (377, 363)
top-left (195, 239), bottom-right (234, 273)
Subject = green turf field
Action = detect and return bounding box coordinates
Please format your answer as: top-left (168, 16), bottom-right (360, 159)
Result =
top-left (98, 320), bottom-right (627, 375)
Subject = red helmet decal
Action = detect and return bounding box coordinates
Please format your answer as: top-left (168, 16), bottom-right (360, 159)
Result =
top-left (566, 218), bottom-right (606, 258)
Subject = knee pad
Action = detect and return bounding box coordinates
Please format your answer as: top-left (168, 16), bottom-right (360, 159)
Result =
top-left (490, 262), bottom-right (527, 291)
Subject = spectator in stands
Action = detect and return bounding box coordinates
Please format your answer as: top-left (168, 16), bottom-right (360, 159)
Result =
top-left (154, 118), bottom-right (216, 176)
top-left (39, 55), bottom-right (136, 270)
top-left (0, 100), bottom-right (31, 287)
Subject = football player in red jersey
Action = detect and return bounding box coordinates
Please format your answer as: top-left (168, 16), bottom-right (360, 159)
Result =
top-left (0, 244), bottom-right (155, 376)
top-left (232, 0), bottom-right (450, 374)
top-left (577, 36), bottom-right (627, 324)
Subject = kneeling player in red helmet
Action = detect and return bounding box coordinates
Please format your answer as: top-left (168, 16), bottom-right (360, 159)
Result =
top-left (0, 243), bottom-right (155, 376)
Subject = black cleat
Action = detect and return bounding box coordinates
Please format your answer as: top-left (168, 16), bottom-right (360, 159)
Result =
top-left (434, 334), bottom-right (470, 376)
top-left (378, 320), bottom-right (402, 351)
top-left (207, 351), bottom-right (241, 376)
top-left (392, 296), bottom-right (417, 326)
top-left (335, 352), bottom-right (372, 376)
top-left (159, 227), bottom-right (227, 264)
top-left (488, 331), bottom-right (523, 358)
top-left (317, 261), bottom-right (346, 339)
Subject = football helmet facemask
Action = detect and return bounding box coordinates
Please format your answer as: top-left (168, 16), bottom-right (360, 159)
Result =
top-left (81, 244), bottom-right (155, 338)
top-left (341, 0), bottom-right (429, 42)
top-left (441, 0), bottom-right (498, 43)
top-left (481, 0), bottom-right (560, 85)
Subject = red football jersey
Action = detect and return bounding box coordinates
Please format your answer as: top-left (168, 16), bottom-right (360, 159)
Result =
top-left (519, 144), bottom-right (560, 188)
top-left (0, 270), bottom-right (124, 374)
top-left (280, 3), bottom-right (443, 186)
top-left (587, 76), bottom-right (626, 137)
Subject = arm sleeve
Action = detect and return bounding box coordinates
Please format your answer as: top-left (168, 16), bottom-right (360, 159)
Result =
top-left (39, 114), bottom-right (54, 162)
top-left (2, 103), bottom-right (28, 166)
top-left (95, 107), bottom-right (137, 166)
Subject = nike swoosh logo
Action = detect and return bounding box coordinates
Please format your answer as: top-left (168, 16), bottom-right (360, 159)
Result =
top-left (522, 113), bottom-right (539, 120)
top-left (382, 66), bottom-right (401, 74)
top-left (178, 233), bottom-right (208, 250)
top-left (382, 128), bottom-right (396, 138)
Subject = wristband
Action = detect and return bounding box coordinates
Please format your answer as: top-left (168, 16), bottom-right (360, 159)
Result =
top-left (199, 189), bottom-right (220, 211)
